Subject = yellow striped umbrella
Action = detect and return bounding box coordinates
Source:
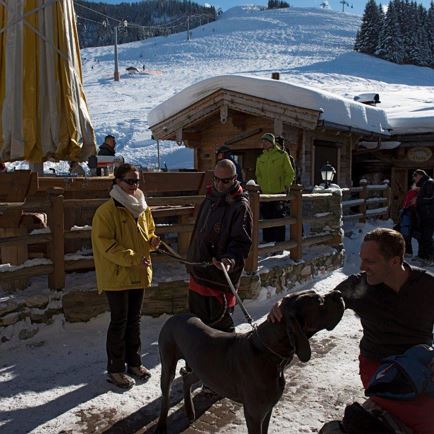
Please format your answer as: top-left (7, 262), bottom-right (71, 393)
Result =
top-left (0, 0), bottom-right (96, 162)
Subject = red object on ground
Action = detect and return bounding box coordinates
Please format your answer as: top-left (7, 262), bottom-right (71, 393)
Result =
top-left (359, 354), bottom-right (434, 434)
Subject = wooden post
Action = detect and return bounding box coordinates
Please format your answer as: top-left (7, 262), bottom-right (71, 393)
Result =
top-left (245, 186), bottom-right (260, 272)
top-left (0, 208), bottom-right (28, 290)
top-left (289, 185), bottom-right (303, 261)
top-left (385, 183), bottom-right (392, 219)
top-left (48, 187), bottom-right (65, 290)
top-left (177, 213), bottom-right (192, 256)
top-left (359, 180), bottom-right (368, 223)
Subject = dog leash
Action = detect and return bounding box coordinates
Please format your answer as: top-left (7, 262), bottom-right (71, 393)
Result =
top-left (158, 242), bottom-right (293, 367)
top-left (156, 240), bottom-right (255, 326)
top-left (156, 240), bottom-right (211, 267)
top-left (221, 265), bottom-right (254, 326)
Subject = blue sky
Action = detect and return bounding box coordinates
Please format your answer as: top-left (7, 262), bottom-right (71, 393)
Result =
top-left (85, 0), bottom-right (432, 15)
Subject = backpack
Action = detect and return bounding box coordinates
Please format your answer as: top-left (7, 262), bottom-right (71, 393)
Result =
top-left (320, 401), bottom-right (413, 434)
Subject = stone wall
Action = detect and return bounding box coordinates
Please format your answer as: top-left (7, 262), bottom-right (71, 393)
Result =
top-left (0, 248), bottom-right (343, 346)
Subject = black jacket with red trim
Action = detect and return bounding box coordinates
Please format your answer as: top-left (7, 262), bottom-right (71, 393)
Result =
top-left (186, 181), bottom-right (252, 292)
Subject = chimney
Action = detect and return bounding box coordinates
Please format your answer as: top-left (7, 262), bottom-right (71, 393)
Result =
top-left (353, 93), bottom-right (380, 106)
top-left (271, 72), bottom-right (280, 80)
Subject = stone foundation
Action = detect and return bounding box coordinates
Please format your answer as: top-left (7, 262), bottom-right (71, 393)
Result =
top-left (0, 247), bottom-right (343, 346)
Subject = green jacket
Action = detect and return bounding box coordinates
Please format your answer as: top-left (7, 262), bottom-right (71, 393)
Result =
top-left (255, 146), bottom-right (295, 194)
top-left (91, 198), bottom-right (156, 292)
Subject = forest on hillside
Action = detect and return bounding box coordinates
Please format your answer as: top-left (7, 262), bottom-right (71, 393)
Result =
top-left (74, 0), bottom-right (217, 48)
top-left (354, 0), bottom-right (434, 67)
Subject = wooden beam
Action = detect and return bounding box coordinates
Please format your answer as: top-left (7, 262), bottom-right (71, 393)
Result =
top-left (258, 240), bottom-right (298, 255)
top-left (47, 188), bottom-right (65, 290)
top-left (0, 264), bottom-right (54, 282)
top-left (259, 217), bottom-right (297, 228)
top-left (0, 232), bottom-right (52, 247)
top-left (224, 128), bottom-right (263, 146)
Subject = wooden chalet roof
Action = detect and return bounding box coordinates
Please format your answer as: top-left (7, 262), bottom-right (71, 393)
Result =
top-left (150, 88), bottom-right (321, 143)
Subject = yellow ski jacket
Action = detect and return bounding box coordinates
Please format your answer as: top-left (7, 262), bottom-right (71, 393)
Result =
top-left (255, 146), bottom-right (295, 194)
top-left (91, 198), bottom-right (156, 292)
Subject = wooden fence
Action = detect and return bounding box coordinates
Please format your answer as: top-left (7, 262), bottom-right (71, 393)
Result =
top-left (0, 173), bottom-right (392, 290)
top-left (341, 182), bottom-right (392, 223)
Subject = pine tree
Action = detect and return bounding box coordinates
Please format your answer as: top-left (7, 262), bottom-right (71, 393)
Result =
top-left (354, 30), bottom-right (361, 51)
top-left (427, 2), bottom-right (434, 65)
top-left (375, 1), bottom-right (405, 63)
top-left (397, 0), bottom-right (416, 63)
top-left (75, 0), bottom-right (217, 48)
top-left (409, 4), bottom-right (431, 66)
top-left (268, 0), bottom-right (289, 8)
top-left (354, 0), bottom-right (383, 54)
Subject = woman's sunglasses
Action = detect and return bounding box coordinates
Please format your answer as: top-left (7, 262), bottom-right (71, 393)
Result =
top-left (213, 175), bottom-right (235, 184)
top-left (121, 178), bottom-right (140, 185)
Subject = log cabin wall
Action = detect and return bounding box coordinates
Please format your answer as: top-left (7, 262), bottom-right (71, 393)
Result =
top-left (188, 110), bottom-right (274, 180)
top-left (353, 134), bottom-right (434, 221)
top-left (151, 89), bottom-right (362, 190)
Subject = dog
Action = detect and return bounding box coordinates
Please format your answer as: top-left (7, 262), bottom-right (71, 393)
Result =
top-left (155, 290), bottom-right (345, 434)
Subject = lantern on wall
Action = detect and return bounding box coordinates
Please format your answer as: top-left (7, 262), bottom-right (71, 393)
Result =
top-left (320, 162), bottom-right (336, 188)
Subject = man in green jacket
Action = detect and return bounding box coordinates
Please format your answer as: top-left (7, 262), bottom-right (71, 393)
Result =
top-left (256, 133), bottom-right (295, 242)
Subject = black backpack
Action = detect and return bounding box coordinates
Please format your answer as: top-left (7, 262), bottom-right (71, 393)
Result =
top-left (342, 402), bottom-right (396, 434)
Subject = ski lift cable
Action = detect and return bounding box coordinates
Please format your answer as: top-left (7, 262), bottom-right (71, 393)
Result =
top-left (74, 1), bottom-right (213, 32)
top-left (77, 14), bottom-right (194, 34)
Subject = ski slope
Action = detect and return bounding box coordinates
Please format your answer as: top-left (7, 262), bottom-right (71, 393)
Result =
top-left (81, 5), bottom-right (434, 169)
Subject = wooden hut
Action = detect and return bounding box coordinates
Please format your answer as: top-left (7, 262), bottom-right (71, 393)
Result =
top-left (353, 115), bottom-right (434, 220)
top-left (148, 74), bottom-right (390, 189)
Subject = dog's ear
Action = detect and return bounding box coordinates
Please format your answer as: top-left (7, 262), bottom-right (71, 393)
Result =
top-left (324, 290), bottom-right (345, 331)
top-left (286, 315), bottom-right (311, 362)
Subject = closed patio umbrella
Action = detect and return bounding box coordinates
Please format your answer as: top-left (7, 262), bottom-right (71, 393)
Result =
top-left (0, 0), bottom-right (96, 162)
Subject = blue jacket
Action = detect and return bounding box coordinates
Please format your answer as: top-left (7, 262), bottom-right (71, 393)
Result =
top-left (366, 344), bottom-right (434, 400)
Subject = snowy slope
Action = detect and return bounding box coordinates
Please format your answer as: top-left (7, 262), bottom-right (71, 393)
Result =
top-left (80, 5), bottom-right (434, 169)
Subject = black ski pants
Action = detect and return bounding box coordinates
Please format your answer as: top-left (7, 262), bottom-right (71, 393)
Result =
top-left (105, 288), bottom-right (145, 373)
top-left (188, 290), bottom-right (235, 333)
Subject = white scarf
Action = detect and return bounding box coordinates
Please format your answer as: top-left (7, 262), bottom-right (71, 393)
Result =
top-left (109, 184), bottom-right (148, 218)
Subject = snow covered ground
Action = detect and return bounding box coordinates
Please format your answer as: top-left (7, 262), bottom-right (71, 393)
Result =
top-left (2, 5), bottom-right (434, 433)
top-left (1, 220), bottom-right (433, 434)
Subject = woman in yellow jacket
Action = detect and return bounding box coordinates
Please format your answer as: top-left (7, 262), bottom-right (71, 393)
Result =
top-left (92, 163), bottom-right (160, 389)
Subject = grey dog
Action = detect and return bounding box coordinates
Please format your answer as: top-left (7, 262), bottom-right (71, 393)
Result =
top-left (155, 290), bottom-right (345, 434)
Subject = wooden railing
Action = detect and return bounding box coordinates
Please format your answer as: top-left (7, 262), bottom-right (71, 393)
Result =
top-left (0, 187), bottom-right (201, 289)
top-left (245, 186), bottom-right (341, 272)
top-left (0, 177), bottom-right (390, 290)
top-left (341, 182), bottom-right (391, 223)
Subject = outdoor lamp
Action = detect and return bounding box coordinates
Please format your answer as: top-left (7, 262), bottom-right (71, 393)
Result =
top-left (320, 162), bottom-right (336, 188)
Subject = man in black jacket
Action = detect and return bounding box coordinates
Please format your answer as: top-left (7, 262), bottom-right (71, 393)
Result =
top-left (98, 134), bottom-right (116, 156)
top-left (186, 159), bottom-right (252, 332)
top-left (413, 169), bottom-right (434, 261)
top-left (269, 228), bottom-right (434, 433)
top-left (215, 145), bottom-right (244, 183)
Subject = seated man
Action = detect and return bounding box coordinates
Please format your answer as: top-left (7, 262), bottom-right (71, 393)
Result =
top-left (269, 228), bottom-right (434, 434)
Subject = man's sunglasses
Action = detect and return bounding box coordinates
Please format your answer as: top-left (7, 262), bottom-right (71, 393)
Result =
top-left (121, 178), bottom-right (140, 185)
top-left (213, 175), bottom-right (235, 184)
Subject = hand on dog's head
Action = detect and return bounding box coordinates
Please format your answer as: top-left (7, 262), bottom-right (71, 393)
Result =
top-left (281, 290), bottom-right (344, 363)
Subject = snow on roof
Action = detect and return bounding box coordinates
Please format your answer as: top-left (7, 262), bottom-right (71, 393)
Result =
top-left (148, 74), bottom-right (391, 135)
top-left (387, 110), bottom-right (434, 135)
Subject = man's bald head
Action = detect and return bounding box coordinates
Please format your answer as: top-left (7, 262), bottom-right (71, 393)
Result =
top-left (215, 158), bottom-right (236, 176)
top-left (213, 159), bottom-right (237, 193)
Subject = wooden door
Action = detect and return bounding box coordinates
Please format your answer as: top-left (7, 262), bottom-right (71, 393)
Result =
top-left (314, 142), bottom-right (339, 186)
